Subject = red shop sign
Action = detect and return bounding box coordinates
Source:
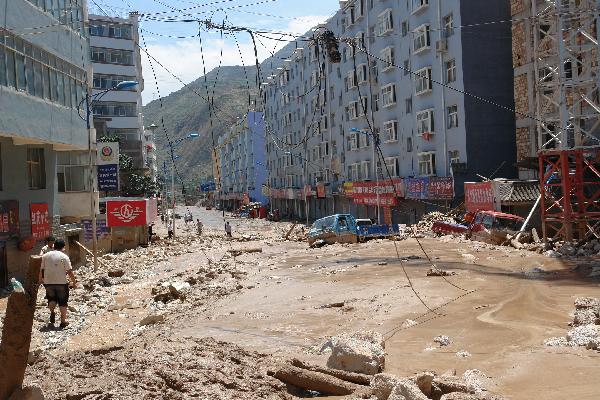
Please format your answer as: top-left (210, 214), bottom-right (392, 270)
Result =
top-left (30, 203), bottom-right (51, 240)
top-left (106, 200), bottom-right (148, 227)
top-left (464, 182), bottom-right (495, 212)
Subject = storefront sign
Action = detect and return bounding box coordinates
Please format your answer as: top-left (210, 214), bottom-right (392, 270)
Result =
top-left (345, 179), bottom-right (403, 199)
top-left (316, 183), bottom-right (326, 199)
top-left (82, 219), bottom-right (110, 241)
top-left (146, 198), bottom-right (159, 223)
top-left (30, 203), bottom-right (50, 240)
top-left (465, 182), bottom-right (495, 212)
top-left (405, 177), bottom-right (430, 199)
top-left (0, 200), bottom-right (19, 239)
top-left (353, 196), bottom-right (398, 206)
top-left (106, 200), bottom-right (147, 227)
top-left (304, 184), bottom-right (312, 197)
top-left (97, 142), bottom-right (120, 165)
top-left (98, 164), bottom-right (119, 191)
top-left (428, 177), bottom-right (454, 200)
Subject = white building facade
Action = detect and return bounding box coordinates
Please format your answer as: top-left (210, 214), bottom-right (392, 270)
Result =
top-left (89, 13), bottom-right (153, 178)
top-left (262, 0), bottom-right (516, 223)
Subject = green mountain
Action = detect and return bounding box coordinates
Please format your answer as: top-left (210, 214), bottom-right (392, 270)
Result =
top-left (143, 40), bottom-right (298, 188)
top-left (143, 65), bottom-right (259, 187)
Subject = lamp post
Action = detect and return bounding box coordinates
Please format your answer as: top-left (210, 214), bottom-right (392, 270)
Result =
top-left (170, 132), bottom-right (200, 237)
top-left (80, 80), bottom-right (139, 271)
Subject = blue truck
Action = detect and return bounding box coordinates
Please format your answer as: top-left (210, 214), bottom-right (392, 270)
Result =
top-left (307, 214), bottom-right (401, 246)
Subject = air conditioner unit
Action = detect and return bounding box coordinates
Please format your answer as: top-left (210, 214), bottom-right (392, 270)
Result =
top-left (436, 39), bottom-right (447, 53)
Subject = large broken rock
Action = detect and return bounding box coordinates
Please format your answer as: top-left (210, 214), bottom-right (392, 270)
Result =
top-left (389, 379), bottom-right (429, 400)
top-left (371, 373), bottom-right (401, 400)
top-left (327, 331), bottom-right (385, 375)
top-left (431, 375), bottom-right (473, 400)
top-left (8, 386), bottom-right (44, 400)
top-left (566, 324), bottom-right (599, 346)
top-left (139, 313), bottom-right (165, 326)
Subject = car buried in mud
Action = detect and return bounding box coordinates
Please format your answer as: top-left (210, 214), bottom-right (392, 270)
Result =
top-left (432, 210), bottom-right (524, 245)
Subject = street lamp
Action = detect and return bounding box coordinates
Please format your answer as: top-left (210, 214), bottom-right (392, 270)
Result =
top-left (79, 81), bottom-right (139, 271)
top-left (168, 133), bottom-right (199, 237)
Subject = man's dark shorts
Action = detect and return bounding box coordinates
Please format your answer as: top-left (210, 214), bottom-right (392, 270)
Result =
top-left (44, 284), bottom-right (69, 307)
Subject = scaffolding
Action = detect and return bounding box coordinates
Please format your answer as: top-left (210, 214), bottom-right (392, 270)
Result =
top-left (539, 148), bottom-right (600, 242)
top-left (533, 0), bottom-right (600, 241)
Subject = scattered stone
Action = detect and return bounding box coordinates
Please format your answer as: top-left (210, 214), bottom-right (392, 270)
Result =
top-left (414, 371), bottom-right (435, 397)
top-left (455, 351), bottom-right (471, 358)
top-left (371, 373), bottom-right (401, 400)
top-left (326, 331), bottom-right (385, 375)
top-left (544, 337), bottom-right (569, 347)
top-left (557, 244), bottom-right (576, 256)
top-left (139, 313), bottom-right (165, 326)
top-left (543, 250), bottom-right (562, 258)
top-left (390, 379), bottom-right (429, 400)
top-left (107, 269), bottom-right (125, 278)
top-left (566, 324), bottom-right (599, 346)
top-left (377, 262), bottom-right (388, 266)
top-left (433, 335), bottom-right (451, 347)
top-left (319, 302), bottom-right (345, 309)
top-left (427, 268), bottom-right (457, 277)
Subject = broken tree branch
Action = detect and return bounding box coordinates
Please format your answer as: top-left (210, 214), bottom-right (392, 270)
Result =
top-left (290, 358), bottom-right (371, 386)
top-left (273, 364), bottom-right (362, 396)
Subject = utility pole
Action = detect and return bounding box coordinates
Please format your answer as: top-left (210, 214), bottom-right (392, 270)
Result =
top-left (85, 92), bottom-right (98, 272)
top-left (171, 158), bottom-right (176, 237)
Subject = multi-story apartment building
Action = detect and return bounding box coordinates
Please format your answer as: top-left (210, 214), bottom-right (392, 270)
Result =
top-left (89, 13), bottom-right (147, 173)
top-left (262, 0), bottom-right (516, 223)
top-left (0, 0), bottom-right (90, 284)
top-left (215, 112), bottom-right (267, 209)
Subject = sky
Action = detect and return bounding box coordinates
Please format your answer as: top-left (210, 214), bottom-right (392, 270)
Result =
top-left (89, 0), bottom-right (340, 104)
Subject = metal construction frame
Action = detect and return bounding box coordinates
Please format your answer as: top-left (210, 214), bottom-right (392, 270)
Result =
top-left (539, 147), bottom-right (600, 242)
top-left (532, 0), bottom-right (600, 241)
top-left (532, 0), bottom-right (600, 149)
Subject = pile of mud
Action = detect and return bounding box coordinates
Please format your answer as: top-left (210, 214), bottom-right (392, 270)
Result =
top-left (25, 334), bottom-right (289, 400)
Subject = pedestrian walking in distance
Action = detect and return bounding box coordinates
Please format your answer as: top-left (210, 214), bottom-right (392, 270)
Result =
top-left (225, 221), bottom-right (232, 237)
top-left (168, 218), bottom-right (174, 239)
top-left (39, 239), bottom-right (77, 329)
top-left (39, 235), bottom-right (56, 255)
top-left (196, 219), bottom-right (203, 236)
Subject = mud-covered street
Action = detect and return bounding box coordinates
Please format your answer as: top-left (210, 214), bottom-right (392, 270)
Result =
top-left (2, 206), bottom-right (599, 399)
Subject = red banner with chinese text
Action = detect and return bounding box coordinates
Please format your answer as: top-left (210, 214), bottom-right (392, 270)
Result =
top-left (30, 203), bottom-right (50, 240)
top-left (465, 182), bottom-right (495, 212)
top-left (106, 200), bottom-right (148, 227)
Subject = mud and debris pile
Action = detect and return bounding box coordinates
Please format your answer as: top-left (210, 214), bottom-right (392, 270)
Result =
top-left (25, 334), bottom-right (290, 400)
top-left (415, 212), bottom-right (457, 234)
top-left (545, 297), bottom-right (600, 350)
top-left (273, 330), bottom-right (505, 399)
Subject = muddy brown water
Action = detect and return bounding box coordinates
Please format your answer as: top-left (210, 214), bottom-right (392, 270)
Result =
top-left (2, 208), bottom-right (599, 399)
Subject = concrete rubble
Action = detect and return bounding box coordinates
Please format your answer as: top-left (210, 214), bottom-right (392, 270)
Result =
top-left (326, 330), bottom-right (386, 375)
top-left (545, 297), bottom-right (600, 350)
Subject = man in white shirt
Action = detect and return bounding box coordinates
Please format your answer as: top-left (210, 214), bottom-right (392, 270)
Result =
top-left (39, 235), bottom-right (55, 255)
top-left (38, 239), bottom-right (77, 328)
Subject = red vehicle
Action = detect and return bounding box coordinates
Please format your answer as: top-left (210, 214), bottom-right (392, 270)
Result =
top-left (432, 210), bottom-right (524, 245)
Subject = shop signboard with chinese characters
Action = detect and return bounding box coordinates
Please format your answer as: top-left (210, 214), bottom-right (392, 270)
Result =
top-left (316, 183), bottom-right (326, 199)
top-left (405, 177), bottom-right (430, 199)
top-left (97, 142), bottom-right (119, 191)
top-left (428, 177), bottom-right (454, 200)
top-left (82, 219), bottom-right (110, 241)
top-left (106, 200), bottom-right (147, 227)
top-left (30, 203), bottom-right (50, 240)
top-left (98, 164), bottom-right (119, 191)
top-left (0, 201), bottom-right (19, 239)
top-left (146, 198), bottom-right (159, 223)
top-left (464, 182), bottom-right (497, 212)
top-left (344, 179), bottom-right (402, 206)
